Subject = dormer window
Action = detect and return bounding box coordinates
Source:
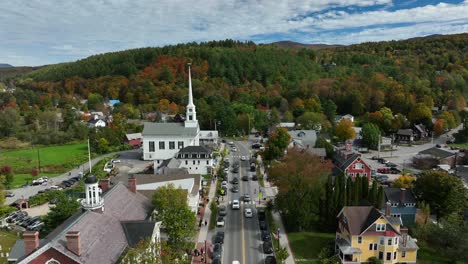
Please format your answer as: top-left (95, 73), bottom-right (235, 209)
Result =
top-left (404, 203), bottom-right (415, 207)
top-left (354, 163), bottom-right (363, 169)
top-left (376, 223), bottom-right (386, 232)
top-left (392, 203), bottom-right (399, 207)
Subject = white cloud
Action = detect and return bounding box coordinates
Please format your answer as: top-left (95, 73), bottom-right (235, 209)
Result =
top-left (0, 0), bottom-right (466, 65)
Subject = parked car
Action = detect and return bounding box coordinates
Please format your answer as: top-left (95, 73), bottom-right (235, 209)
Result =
top-left (251, 174), bottom-right (258, 181)
top-left (390, 167), bottom-right (401, 174)
top-left (214, 231), bottom-right (225, 244)
top-left (371, 156), bottom-right (379, 160)
top-left (386, 162), bottom-right (398, 168)
top-left (232, 177), bottom-right (239, 184)
top-left (111, 159), bottom-right (121, 163)
top-left (244, 208), bottom-right (253, 218)
top-left (232, 200), bottom-right (240, 209)
top-left (265, 256), bottom-right (277, 264)
top-left (377, 167), bottom-right (391, 174)
top-left (259, 220), bottom-right (268, 230)
top-left (263, 242), bottom-right (274, 254)
top-left (28, 222), bottom-right (44, 231)
top-left (216, 216), bottom-right (225, 227)
top-left (262, 230), bottom-right (271, 242)
top-left (258, 209), bottom-right (266, 221)
top-left (250, 163), bottom-right (256, 172)
top-left (219, 205), bottom-right (227, 217)
top-left (224, 168), bottom-right (229, 173)
top-left (242, 175), bottom-right (249, 181)
top-left (5, 191), bottom-right (15, 197)
top-left (232, 167), bottom-right (239, 173)
top-left (213, 243), bottom-right (223, 259)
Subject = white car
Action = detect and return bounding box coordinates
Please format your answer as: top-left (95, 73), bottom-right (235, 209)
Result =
top-left (241, 156), bottom-right (248, 161)
top-left (244, 208), bottom-right (253, 218)
top-left (224, 168), bottom-right (229, 173)
top-left (232, 200), bottom-right (240, 209)
top-left (231, 147), bottom-right (237, 152)
top-left (216, 216), bottom-right (225, 227)
top-left (221, 181), bottom-right (228, 187)
top-left (112, 159), bottom-right (121, 163)
top-left (50, 185), bottom-right (63, 190)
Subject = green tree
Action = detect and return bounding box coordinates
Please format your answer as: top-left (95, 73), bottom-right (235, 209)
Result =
top-left (408, 103), bottom-right (432, 126)
top-left (152, 184), bottom-right (196, 252)
top-left (264, 128), bottom-right (291, 161)
top-left (315, 137), bottom-right (335, 159)
top-left (0, 107), bottom-right (21, 138)
top-left (43, 193), bottom-right (80, 233)
top-left (322, 99), bottom-right (337, 123)
top-left (362, 123), bottom-right (380, 150)
top-left (0, 166), bottom-right (14, 189)
top-left (297, 112), bottom-right (325, 130)
top-left (87, 93), bottom-right (104, 110)
top-left (121, 239), bottom-right (190, 264)
top-left (413, 170), bottom-right (467, 219)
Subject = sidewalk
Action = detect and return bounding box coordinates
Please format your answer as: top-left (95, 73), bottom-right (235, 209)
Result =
top-left (259, 156), bottom-right (296, 264)
top-left (192, 144), bottom-right (224, 264)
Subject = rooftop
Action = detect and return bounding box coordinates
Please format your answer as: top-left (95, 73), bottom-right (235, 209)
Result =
top-left (142, 122), bottom-right (198, 137)
top-left (418, 147), bottom-right (456, 160)
top-left (135, 173), bottom-right (201, 198)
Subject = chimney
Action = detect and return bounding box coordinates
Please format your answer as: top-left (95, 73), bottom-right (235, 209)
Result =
top-left (128, 177), bottom-right (136, 193)
top-left (385, 201), bottom-right (391, 217)
top-left (24, 231), bottom-right (39, 255)
top-left (100, 178), bottom-right (110, 192)
top-left (66, 231), bottom-right (81, 256)
top-left (400, 188), bottom-right (406, 204)
top-left (401, 227), bottom-right (408, 247)
top-left (345, 142), bottom-right (352, 151)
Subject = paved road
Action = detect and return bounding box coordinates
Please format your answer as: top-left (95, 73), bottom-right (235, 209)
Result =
top-left (220, 140), bottom-right (266, 264)
top-left (5, 149), bottom-right (143, 205)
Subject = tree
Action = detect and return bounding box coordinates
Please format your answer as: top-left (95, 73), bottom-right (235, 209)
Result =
top-left (425, 218), bottom-right (468, 262)
top-left (433, 119), bottom-right (445, 136)
top-left (264, 128), bottom-right (291, 161)
top-left (361, 123), bottom-right (380, 150)
top-left (392, 175), bottom-right (415, 188)
top-left (152, 184), bottom-right (196, 252)
top-left (268, 149), bottom-right (332, 230)
top-left (297, 112), bottom-right (325, 130)
top-left (0, 107), bottom-right (21, 138)
top-left (335, 118), bottom-right (355, 142)
top-left (87, 93), bottom-right (104, 110)
top-left (315, 137), bottom-right (335, 159)
top-left (413, 170), bottom-right (467, 219)
top-left (408, 103), bottom-right (432, 126)
top-left (120, 239), bottom-right (190, 264)
top-left (43, 193), bottom-right (80, 233)
top-left (322, 99), bottom-right (337, 123)
top-left (0, 166), bottom-right (14, 189)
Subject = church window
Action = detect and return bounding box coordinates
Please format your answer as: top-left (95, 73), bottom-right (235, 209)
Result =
top-left (185, 160), bottom-right (188, 165)
top-left (193, 160), bottom-right (196, 165)
top-left (189, 115), bottom-right (193, 120)
top-left (198, 160), bottom-right (200, 165)
top-left (46, 259), bottom-right (61, 264)
top-left (191, 153), bottom-right (197, 158)
top-left (159, 141), bottom-right (165, 150)
top-left (189, 109), bottom-right (193, 112)
top-left (207, 160), bottom-right (209, 165)
top-left (149, 141), bottom-right (155, 152)
top-left (169, 141), bottom-right (175, 149)
top-left (178, 141), bottom-right (184, 149)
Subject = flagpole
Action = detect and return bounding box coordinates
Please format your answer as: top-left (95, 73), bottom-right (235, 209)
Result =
top-left (88, 138), bottom-right (92, 174)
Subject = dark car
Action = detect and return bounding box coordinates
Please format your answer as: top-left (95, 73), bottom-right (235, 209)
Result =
top-left (386, 162), bottom-right (398, 168)
top-left (212, 257), bottom-right (221, 264)
top-left (265, 256), bottom-right (277, 264)
top-left (232, 186), bottom-right (239, 193)
top-left (251, 174), bottom-right (258, 181)
top-left (213, 243), bottom-right (222, 259)
top-left (371, 156), bottom-right (379, 160)
top-left (258, 209), bottom-right (266, 221)
top-left (390, 167), bottom-right (401, 174)
top-left (232, 177), bottom-right (239, 184)
top-left (263, 242), bottom-right (273, 254)
top-left (262, 230), bottom-right (271, 242)
top-left (219, 205), bottom-right (227, 217)
top-left (242, 175), bottom-right (249, 181)
top-left (214, 231), bottom-right (225, 244)
top-left (259, 220), bottom-right (268, 230)
top-left (232, 167), bottom-right (239, 173)
top-left (250, 163), bottom-right (256, 172)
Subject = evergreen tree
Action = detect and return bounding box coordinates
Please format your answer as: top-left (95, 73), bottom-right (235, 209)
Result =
top-left (362, 175), bottom-right (369, 200)
top-left (376, 186), bottom-right (384, 208)
top-left (369, 180), bottom-right (378, 206)
top-left (346, 178), bottom-right (353, 206)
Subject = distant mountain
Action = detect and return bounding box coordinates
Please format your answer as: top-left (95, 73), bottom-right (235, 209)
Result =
top-left (271, 41), bottom-right (344, 50)
top-left (0, 63), bottom-right (13, 68)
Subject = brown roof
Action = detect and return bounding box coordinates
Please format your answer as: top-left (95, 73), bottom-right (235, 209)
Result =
top-left (338, 206), bottom-right (382, 235)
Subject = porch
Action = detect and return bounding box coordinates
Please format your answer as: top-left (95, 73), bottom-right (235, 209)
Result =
top-left (336, 238), bottom-right (362, 264)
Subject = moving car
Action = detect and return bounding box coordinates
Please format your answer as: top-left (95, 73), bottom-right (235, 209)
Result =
top-left (232, 200), bottom-right (240, 209)
top-left (263, 242), bottom-right (274, 254)
top-left (251, 174), bottom-right (258, 181)
top-left (244, 208), bottom-right (253, 218)
top-left (265, 256), bottom-right (277, 264)
top-left (232, 167), bottom-right (239, 173)
top-left (241, 156), bottom-right (248, 161)
top-left (258, 209), bottom-right (266, 221)
top-left (231, 185), bottom-right (239, 193)
top-left (242, 175), bottom-right (249, 181)
top-left (232, 177), bottom-right (239, 184)
top-left (243, 194), bottom-right (251, 202)
top-left (216, 216), bottom-right (225, 227)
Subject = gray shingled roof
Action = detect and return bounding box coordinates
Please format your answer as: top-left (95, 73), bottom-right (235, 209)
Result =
top-left (397, 129), bottom-right (413, 136)
top-left (8, 240), bottom-right (25, 262)
top-left (340, 206), bottom-right (381, 235)
top-left (418, 147), bottom-right (456, 160)
top-left (179, 145), bottom-right (211, 154)
top-left (142, 122), bottom-right (198, 136)
top-left (383, 187), bottom-right (416, 204)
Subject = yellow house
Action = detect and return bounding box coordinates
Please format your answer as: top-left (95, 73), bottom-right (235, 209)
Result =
top-left (335, 204), bottom-right (418, 264)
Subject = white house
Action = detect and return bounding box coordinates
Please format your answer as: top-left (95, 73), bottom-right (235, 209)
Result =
top-left (176, 146), bottom-right (214, 175)
top-left (142, 64), bottom-right (217, 166)
top-left (88, 119), bottom-right (106, 128)
top-left (335, 114), bottom-right (354, 123)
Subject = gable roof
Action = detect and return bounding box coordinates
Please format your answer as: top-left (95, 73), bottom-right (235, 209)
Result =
top-left (88, 119), bottom-right (105, 124)
top-left (383, 187), bottom-right (416, 204)
top-left (18, 183), bottom-right (152, 264)
top-left (121, 220), bottom-right (156, 247)
top-left (418, 147), bottom-right (456, 160)
top-left (336, 153), bottom-right (366, 171)
top-left (397, 129), bottom-right (413, 136)
top-left (179, 145), bottom-right (212, 154)
top-left (339, 206), bottom-right (381, 235)
top-left (126, 133), bottom-right (142, 141)
top-left (142, 122), bottom-right (198, 137)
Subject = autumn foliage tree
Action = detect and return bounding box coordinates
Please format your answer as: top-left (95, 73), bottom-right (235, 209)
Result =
top-left (433, 119), bottom-right (445, 136)
top-left (268, 149), bottom-right (332, 230)
top-left (264, 128), bottom-right (291, 161)
top-left (335, 118), bottom-right (356, 142)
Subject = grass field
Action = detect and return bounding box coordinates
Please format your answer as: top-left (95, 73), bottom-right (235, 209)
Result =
top-left (417, 242), bottom-right (463, 264)
top-left (0, 142), bottom-right (89, 188)
top-left (0, 230), bottom-right (19, 263)
top-left (288, 231), bottom-right (335, 262)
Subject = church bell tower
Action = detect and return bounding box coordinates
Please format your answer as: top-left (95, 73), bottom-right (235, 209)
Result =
top-left (185, 63), bottom-right (198, 128)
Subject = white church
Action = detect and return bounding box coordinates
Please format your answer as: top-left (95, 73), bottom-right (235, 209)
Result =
top-left (142, 63), bottom-right (218, 175)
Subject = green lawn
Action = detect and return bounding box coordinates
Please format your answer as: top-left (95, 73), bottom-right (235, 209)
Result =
top-left (10, 173), bottom-right (59, 188)
top-left (288, 231), bottom-right (335, 261)
top-left (448, 143), bottom-right (468, 148)
top-left (417, 242), bottom-right (462, 264)
top-left (0, 142), bottom-right (90, 188)
top-left (0, 230), bottom-right (19, 263)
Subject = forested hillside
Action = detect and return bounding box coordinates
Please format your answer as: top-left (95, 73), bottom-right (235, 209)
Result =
top-left (2, 34), bottom-right (468, 137)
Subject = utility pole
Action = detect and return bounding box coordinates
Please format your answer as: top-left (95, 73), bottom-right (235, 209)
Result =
top-left (88, 138), bottom-right (92, 174)
top-left (377, 133), bottom-right (381, 159)
top-left (204, 240), bottom-right (207, 264)
top-left (37, 149), bottom-right (41, 172)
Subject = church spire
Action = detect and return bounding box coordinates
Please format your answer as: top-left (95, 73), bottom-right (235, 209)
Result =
top-left (185, 63), bottom-right (198, 128)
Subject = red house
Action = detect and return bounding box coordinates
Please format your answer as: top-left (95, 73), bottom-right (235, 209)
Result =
top-left (125, 133), bottom-right (142, 148)
top-left (334, 143), bottom-right (372, 181)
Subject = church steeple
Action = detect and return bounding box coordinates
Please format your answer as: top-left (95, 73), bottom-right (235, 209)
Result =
top-left (185, 63), bottom-right (198, 128)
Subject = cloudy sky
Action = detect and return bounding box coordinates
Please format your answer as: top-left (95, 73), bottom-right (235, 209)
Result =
top-left (1, 0), bottom-right (467, 66)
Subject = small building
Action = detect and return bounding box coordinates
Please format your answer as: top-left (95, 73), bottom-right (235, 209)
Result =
top-left (87, 119), bottom-right (106, 128)
top-left (288, 130), bottom-right (317, 149)
top-left (125, 133), bottom-right (143, 148)
top-left (417, 147), bottom-right (457, 168)
top-left (335, 205), bottom-right (418, 263)
top-left (380, 136), bottom-right (393, 150)
top-left (278, 122), bottom-right (296, 131)
top-left (335, 114), bottom-right (354, 123)
top-left (396, 129), bottom-right (414, 143)
top-left (334, 143), bottom-right (372, 181)
top-left (381, 188), bottom-right (417, 226)
top-left (176, 146), bottom-right (214, 175)
top-left (199, 130), bottom-right (219, 146)
top-left (455, 165), bottom-right (468, 188)
top-left (413, 124), bottom-right (429, 140)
